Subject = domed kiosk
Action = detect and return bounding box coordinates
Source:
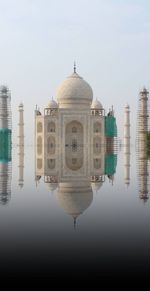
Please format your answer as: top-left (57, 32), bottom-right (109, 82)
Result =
top-left (91, 99), bottom-right (103, 110)
top-left (47, 98), bottom-right (58, 109)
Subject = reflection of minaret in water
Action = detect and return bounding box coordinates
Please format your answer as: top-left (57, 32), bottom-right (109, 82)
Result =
top-left (138, 155), bottom-right (149, 202)
top-left (137, 88), bottom-right (149, 202)
top-left (0, 159), bottom-right (12, 205)
top-left (138, 141), bottom-right (149, 202)
top-left (18, 103), bottom-right (24, 189)
top-left (123, 104), bottom-right (130, 186)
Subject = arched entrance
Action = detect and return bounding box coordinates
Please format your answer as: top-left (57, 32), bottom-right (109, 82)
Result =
top-left (65, 121), bottom-right (83, 170)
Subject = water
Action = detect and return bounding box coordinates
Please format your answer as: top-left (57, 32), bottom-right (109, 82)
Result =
top-left (0, 145), bottom-right (150, 280)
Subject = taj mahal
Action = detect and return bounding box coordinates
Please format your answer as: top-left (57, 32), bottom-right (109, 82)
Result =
top-left (35, 64), bottom-right (117, 164)
top-left (35, 65), bottom-right (117, 225)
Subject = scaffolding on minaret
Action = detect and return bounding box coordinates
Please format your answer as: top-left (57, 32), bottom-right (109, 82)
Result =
top-left (0, 86), bottom-right (12, 204)
top-left (136, 87), bottom-right (150, 202)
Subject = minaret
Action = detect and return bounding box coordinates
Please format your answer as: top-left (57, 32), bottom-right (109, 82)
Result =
top-left (0, 86), bottom-right (11, 131)
top-left (18, 103), bottom-right (24, 189)
top-left (123, 104), bottom-right (130, 186)
top-left (0, 86), bottom-right (12, 151)
top-left (0, 86), bottom-right (12, 204)
top-left (137, 87), bottom-right (149, 152)
top-left (137, 88), bottom-right (149, 202)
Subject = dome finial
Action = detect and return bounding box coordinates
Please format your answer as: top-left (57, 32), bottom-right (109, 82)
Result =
top-left (74, 61), bottom-right (76, 73)
top-left (73, 217), bottom-right (77, 230)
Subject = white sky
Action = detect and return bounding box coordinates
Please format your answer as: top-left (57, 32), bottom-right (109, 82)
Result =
top-left (0, 0), bottom-right (150, 144)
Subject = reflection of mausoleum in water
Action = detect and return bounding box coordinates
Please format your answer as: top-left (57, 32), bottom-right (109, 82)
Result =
top-left (35, 66), bottom-right (117, 224)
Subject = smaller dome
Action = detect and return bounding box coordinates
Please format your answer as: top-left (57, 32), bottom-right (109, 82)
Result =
top-left (47, 99), bottom-right (58, 108)
top-left (91, 182), bottom-right (103, 192)
top-left (91, 99), bottom-right (102, 109)
top-left (0, 193), bottom-right (11, 205)
top-left (0, 85), bottom-right (9, 96)
top-left (35, 175), bottom-right (41, 181)
top-left (140, 87), bottom-right (149, 95)
top-left (19, 102), bottom-right (24, 109)
top-left (47, 183), bottom-right (58, 192)
top-left (125, 103), bottom-right (130, 109)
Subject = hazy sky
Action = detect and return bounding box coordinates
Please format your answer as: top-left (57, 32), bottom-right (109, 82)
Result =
top-left (0, 0), bottom-right (150, 144)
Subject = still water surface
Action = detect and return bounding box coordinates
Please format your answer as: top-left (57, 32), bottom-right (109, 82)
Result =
top-left (0, 145), bottom-right (150, 279)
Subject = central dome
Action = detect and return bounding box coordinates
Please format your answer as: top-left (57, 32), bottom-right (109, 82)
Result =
top-left (56, 184), bottom-right (93, 219)
top-left (56, 70), bottom-right (93, 108)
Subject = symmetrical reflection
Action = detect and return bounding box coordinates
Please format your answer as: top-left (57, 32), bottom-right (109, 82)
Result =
top-left (34, 67), bottom-right (119, 225)
top-left (35, 141), bottom-right (117, 225)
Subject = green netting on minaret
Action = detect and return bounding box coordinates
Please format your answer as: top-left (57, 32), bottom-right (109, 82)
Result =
top-left (105, 154), bottom-right (117, 175)
top-left (105, 116), bottom-right (117, 137)
top-left (0, 129), bottom-right (11, 162)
